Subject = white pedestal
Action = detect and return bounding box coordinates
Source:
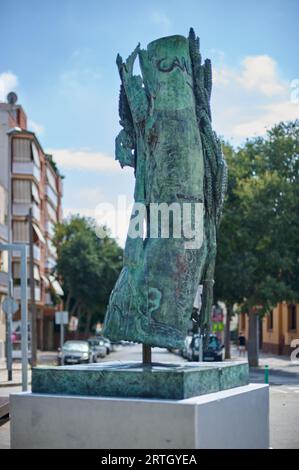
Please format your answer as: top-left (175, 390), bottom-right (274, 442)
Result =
top-left (10, 383), bottom-right (269, 449)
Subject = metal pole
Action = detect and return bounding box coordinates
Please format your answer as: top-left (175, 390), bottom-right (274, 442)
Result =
top-left (20, 245), bottom-right (28, 391)
top-left (6, 258), bottom-right (13, 381)
top-left (6, 132), bottom-right (13, 381)
top-left (142, 344), bottom-right (152, 364)
top-left (28, 208), bottom-right (37, 366)
top-left (60, 318), bottom-right (64, 351)
top-left (199, 334), bottom-right (203, 362)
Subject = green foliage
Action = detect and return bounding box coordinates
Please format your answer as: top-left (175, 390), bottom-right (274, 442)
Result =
top-left (215, 120), bottom-right (299, 363)
top-left (53, 215), bottom-right (123, 332)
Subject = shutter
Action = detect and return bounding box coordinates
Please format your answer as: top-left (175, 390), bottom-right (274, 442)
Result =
top-left (46, 167), bottom-right (57, 192)
top-left (31, 142), bottom-right (41, 169)
top-left (31, 182), bottom-right (40, 203)
top-left (13, 220), bottom-right (29, 242)
top-left (13, 139), bottom-right (31, 162)
top-left (13, 180), bottom-right (31, 203)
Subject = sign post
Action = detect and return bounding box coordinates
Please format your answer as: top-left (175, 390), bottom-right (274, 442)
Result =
top-left (0, 243), bottom-right (28, 391)
top-left (55, 311), bottom-right (69, 351)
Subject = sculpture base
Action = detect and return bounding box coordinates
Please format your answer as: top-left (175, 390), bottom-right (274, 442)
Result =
top-left (10, 384), bottom-right (269, 448)
top-left (32, 361), bottom-right (249, 400)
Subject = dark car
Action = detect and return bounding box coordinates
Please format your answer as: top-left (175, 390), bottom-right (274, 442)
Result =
top-left (60, 340), bottom-right (94, 365)
top-left (203, 334), bottom-right (224, 362)
top-left (88, 338), bottom-right (106, 360)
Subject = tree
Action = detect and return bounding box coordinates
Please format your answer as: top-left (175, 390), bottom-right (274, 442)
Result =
top-left (53, 216), bottom-right (123, 335)
top-left (215, 121), bottom-right (299, 366)
top-left (214, 143), bottom-right (245, 359)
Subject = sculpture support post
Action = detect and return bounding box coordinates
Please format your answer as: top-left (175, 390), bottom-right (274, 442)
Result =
top-left (142, 344), bottom-right (152, 364)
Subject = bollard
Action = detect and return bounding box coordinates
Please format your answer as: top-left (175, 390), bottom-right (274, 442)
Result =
top-left (264, 365), bottom-right (269, 384)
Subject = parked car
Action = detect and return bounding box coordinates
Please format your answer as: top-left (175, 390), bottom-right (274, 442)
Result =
top-left (187, 334), bottom-right (202, 361)
top-left (88, 338), bottom-right (107, 360)
top-left (102, 337), bottom-right (111, 355)
top-left (59, 340), bottom-right (94, 365)
top-left (203, 334), bottom-right (224, 362)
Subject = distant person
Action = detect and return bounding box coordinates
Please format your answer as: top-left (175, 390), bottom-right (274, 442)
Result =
top-left (238, 332), bottom-right (246, 357)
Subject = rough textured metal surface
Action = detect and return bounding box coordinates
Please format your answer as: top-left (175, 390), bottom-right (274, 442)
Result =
top-left (32, 361), bottom-right (248, 400)
top-left (102, 29), bottom-right (227, 350)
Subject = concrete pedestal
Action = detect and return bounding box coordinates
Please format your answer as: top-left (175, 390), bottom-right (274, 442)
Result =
top-left (10, 383), bottom-right (269, 449)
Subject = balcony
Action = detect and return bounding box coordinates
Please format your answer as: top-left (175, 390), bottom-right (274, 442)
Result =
top-left (45, 293), bottom-right (53, 305)
top-left (0, 272), bottom-right (8, 291)
top-left (46, 184), bottom-right (58, 208)
top-left (13, 286), bottom-right (41, 302)
top-left (0, 224), bottom-right (8, 240)
top-left (12, 161), bottom-right (40, 182)
top-left (13, 202), bottom-right (40, 222)
top-left (13, 245), bottom-right (41, 261)
top-left (45, 256), bottom-right (56, 270)
top-left (46, 202), bottom-right (57, 223)
top-left (45, 220), bottom-right (55, 238)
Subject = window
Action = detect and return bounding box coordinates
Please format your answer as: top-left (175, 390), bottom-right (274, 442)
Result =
top-left (31, 142), bottom-right (41, 169)
top-left (31, 182), bottom-right (40, 204)
top-left (46, 167), bottom-right (57, 192)
top-left (267, 310), bottom-right (273, 330)
top-left (13, 138), bottom-right (31, 162)
top-left (0, 251), bottom-right (8, 273)
top-left (13, 220), bottom-right (29, 243)
top-left (288, 304), bottom-right (297, 331)
top-left (0, 185), bottom-right (8, 225)
top-left (13, 180), bottom-right (31, 203)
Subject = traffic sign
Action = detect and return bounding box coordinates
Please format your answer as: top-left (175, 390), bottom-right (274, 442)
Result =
top-left (55, 311), bottom-right (69, 325)
top-left (2, 297), bottom-right (19, 316)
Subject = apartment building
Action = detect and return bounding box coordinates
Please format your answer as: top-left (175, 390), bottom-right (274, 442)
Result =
top-left (0, 93), bottom-right (63, 356)
top-left (238, 302), bottom-right (299, 356)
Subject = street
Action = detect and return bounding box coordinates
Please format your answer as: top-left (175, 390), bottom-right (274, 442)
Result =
top-left (0, 344), bottom-right (298, 449)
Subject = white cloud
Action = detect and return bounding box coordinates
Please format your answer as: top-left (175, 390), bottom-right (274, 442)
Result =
top-left (28, 119), bottom-right (45, 136)
top-left (46, 148), bottom-right (120, 173)
top-left (212, 54), bottom-right (299, 142)
top-left (0, 71), bottom-right (18, 101)
top-left (75, 187), bottom-right (103, 205)
top-left (238, 55), bottom-right (286, 97)
top-left (232, 100), bottom-right (299, 138)
top-left (214, 55), bottom-right (285, 97)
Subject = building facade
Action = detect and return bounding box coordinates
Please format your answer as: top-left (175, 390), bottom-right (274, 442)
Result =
top-left (238, 302), bottom-right (299, 356)
top-left (0, 93), bottom-right (63, 358)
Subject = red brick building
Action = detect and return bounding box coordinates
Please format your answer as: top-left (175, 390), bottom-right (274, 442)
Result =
top-left (0, 93), bottom-right (63, 354)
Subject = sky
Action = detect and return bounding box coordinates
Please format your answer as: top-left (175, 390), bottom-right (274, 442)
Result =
top-left (0, 0), bottom-right (298, 245)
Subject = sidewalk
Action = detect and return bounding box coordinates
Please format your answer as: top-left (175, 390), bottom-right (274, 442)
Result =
top-left (230, 345), bottom-right (299, 378)
top-left (0, 351), bottom-right (57, 387)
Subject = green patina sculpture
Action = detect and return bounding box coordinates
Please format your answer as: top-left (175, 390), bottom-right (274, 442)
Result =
top-left (103, 28), bottom-right (227, 350)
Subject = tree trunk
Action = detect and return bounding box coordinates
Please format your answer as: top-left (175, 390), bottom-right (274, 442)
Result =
top-left (65, 290), bottom-right (72, 311)
top-left (75, 306), bottom-right (82, 340)
top-left (85, 311), bottom-right (92, 336)
top-left (248, 309), bottom-right (259, 367)
top-left (224, 303), bottom-right (232, 359)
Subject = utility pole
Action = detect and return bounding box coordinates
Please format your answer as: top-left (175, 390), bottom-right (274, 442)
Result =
top-left (28, 208), bottom-right (37, 367)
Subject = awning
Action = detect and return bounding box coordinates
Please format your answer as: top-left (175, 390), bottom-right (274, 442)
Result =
top-left (48, 275), bottom-right (64, 296)
top-left (41, 275), bottom-right (50, 287)
top-left (33, 223), bottom-right (46, 244)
